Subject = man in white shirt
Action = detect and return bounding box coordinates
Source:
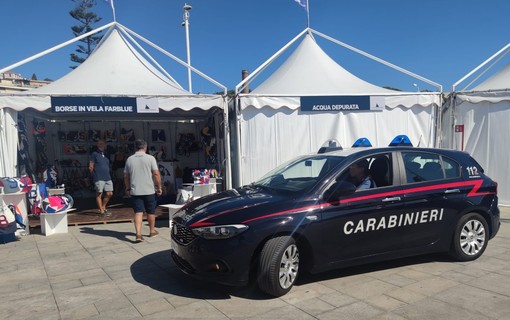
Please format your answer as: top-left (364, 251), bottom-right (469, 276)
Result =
top-left (124, 139), bottom-right (163, 242)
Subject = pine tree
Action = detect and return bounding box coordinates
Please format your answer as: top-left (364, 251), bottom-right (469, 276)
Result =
top-left (69, 0), bottom-right (103, 69)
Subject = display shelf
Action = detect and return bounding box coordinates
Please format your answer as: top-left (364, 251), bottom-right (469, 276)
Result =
top-left (40, 211), bottom-right (68, 236)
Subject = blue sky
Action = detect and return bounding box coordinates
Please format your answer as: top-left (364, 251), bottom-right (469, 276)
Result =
top-left (2, 0), bottom-right (510, 93)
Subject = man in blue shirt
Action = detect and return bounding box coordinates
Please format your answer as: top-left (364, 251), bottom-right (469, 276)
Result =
top-left (89, 139), bottom-right (113, 216)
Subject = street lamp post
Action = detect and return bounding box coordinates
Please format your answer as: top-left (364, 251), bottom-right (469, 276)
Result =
top-left (413, 83), bottom-right (420, 92)
top-left (182, 3), bottom-right (192, 93)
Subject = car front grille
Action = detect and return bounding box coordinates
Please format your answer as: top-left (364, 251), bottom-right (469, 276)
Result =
top-left (172, 223), bottom-right (196, 245)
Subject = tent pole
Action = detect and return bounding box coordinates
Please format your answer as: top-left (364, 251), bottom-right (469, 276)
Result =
top-left (121, 23), bottom-right (226, 94)
top-left (223, 96), bottom-right (232, 189)
top-left (310, 29), bottom-right (442, 92)
top-left (182, 4), bottom-right (193, 93)
top-left (460, 49), bottom-right (510, 91)
top-left (117, 26), bottom-right (181, 87)
top-left (0, 22), bottom-right (115, 75)
top-left (235, 96), bottom-right (243, 187)
top-left (235, 28), bottom-right (309, 94)
top-left (453, 42), bottom-right (510, 91)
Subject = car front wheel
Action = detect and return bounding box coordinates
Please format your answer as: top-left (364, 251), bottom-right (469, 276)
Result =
top-left (450, 212), bottom-right (489, 261)
top-left (257, 236), bottom-right (299, 297)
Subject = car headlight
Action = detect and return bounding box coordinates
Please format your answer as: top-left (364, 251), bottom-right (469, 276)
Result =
top-left (192, 224), bottom-right (249, 239)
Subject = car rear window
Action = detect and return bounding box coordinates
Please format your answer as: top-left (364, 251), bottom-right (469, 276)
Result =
top-left (402, 152), bottom-right (460, 183)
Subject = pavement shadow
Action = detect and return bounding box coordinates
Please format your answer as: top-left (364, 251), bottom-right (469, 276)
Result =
top-left (295, 253), bottom-right (453, 286)
top-left (79, 226), bottom-right (138, 244)
top-left (131, 251), bottom-right (454, 300)
top-left (131, 250), bottom-right (271, 300)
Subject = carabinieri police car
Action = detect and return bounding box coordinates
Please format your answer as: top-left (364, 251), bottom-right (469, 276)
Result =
top-left (170, 136), bottom-right (500, 297)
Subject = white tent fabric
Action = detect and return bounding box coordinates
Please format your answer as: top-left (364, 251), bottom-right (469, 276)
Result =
top-left (236, 33), bottom-right (441, 186)
top-left (245, 34), bottom-right (439, 107)
top-left (442, 92), bottom-right (510, 205)
top-left (252, 34), bottom-right (396, 95)
top-left (239, 105), bottom-right (435, 184)
top-left (0, 23), bottom-right (230, 184)
top-left (472, 61), bottom-right (510, 92)
top-left (32, 29), bottom-right (186, 96)
top-left (442, 44), bottom-right (510, 205)
top-left (0, 108), bottom-right (18, 177)
top-left (0, 27), bottom-right (224, 112)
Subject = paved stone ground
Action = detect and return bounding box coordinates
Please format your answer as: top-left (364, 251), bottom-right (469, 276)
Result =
top-left (1, 208), bottom-right (509, 319)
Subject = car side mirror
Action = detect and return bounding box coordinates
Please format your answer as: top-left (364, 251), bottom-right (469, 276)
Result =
top-left (324, 180), bottom-right (356, 202)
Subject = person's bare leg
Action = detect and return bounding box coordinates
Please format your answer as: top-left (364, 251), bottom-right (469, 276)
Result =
top-left (134, 212), bottom-right (144, 236)
top-left (95, 192), bottom-right (103, 213)
top-left (102, 191), bottom-right (113, 211)
top-left (147, 214), bottom-right (156, 234)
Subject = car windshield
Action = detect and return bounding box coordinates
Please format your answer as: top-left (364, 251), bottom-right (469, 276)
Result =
top-left (252, 155), bottom-right (346, 193)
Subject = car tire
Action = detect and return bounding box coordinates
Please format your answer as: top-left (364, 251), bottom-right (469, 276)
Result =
top-left (450, 212), bottom-right (489, 261)
top-left (257, 236), bottom-right (299, 297)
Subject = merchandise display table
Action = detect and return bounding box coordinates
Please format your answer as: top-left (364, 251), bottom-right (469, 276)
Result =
top-left (40, 208), bottom-right (75, 236)
top-left (182, 182), bottom-right (220, 199)
top-left (192, 183), bottom-right (219, 198)
top-left (47, 187), bottom-right (66, 195)
top-left (158, 204), bottom-right (183, 226)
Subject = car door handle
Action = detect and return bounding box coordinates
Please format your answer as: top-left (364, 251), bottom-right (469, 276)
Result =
top-left (382, 196), bottom-right (401, 202)
top-left (444, 188), bottom-right (460, 194)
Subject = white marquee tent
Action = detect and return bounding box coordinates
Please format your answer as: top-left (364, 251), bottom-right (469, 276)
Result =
top-left (233, 28), bottom-right (442, 186)
top-left (0, 22), bottom-right (231, 186)
top-left (441, 42), bottom-right (510, 205)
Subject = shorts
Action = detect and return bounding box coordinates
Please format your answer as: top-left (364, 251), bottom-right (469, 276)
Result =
top-left (131, 194), bottom-right (157, 214)
top-left (94, 180), bottom-right (113, 193)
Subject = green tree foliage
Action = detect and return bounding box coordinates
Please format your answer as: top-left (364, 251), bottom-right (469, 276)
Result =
top-left (214, 89), bottom-right (236, 97)
top-left (69, 0), bottom-right (103, 69)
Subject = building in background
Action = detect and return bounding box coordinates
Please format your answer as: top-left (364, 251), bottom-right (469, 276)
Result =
top-left (0, 71), bottom-right (51, 93)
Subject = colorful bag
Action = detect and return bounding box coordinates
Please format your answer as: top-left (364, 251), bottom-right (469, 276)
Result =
top-left (42, 194), bottom-right (73, 213)
top-left (0, 204), bottom-right (16, 229)
top-left (0, 178), bottom-right (23, 194)
top-left (19, 175), bottom-right (33, 193)
top-left (7, 204), bottom-right (26, 230)
top-left (29, 183), bottom-right (48, 216)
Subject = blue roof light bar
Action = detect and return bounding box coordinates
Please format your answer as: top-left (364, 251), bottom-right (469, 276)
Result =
top-left (352, 137), bottom-right (372, 147)
top-left (389, 135), bottom-right (413, 147)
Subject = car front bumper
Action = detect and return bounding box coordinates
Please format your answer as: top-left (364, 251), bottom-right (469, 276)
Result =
top-left (170, 235), bottom-right (256, 287)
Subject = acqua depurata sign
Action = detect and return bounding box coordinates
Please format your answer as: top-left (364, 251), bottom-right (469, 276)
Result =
top-left (51, 97), bottom-right (159, 114)
top-left (300, 96), bottom-right (385, 112)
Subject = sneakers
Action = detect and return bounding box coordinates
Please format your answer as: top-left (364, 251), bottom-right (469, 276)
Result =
top-left (135, 235), bottom-right (144, 242)
top-left (149, 230), bottom-right (159, 238)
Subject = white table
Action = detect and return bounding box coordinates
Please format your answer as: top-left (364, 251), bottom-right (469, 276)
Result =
top-left (40, 208), bottom-right (76, 236)
top-left (158, 204), bottom-right (183, 224)
top-left (181, 182), bottom-right (220, 199)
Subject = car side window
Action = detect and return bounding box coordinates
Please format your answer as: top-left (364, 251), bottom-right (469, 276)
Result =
top-left (368, 154), bottom-right (392, 188)
top-left (334, 154), bottom-right (392, 191)
top-left (402, 152), bottom-right (444, 182)
top-left (443, 156), bottom-right (461, 179)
